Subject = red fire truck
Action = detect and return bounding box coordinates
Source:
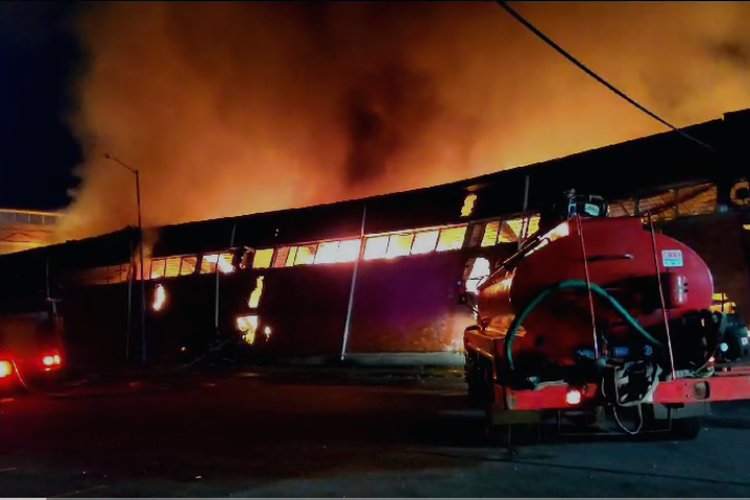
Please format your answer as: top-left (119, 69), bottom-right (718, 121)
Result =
top-left (463, 191), bottom-right (750, 442)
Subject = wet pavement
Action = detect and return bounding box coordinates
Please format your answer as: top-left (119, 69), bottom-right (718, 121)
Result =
top-left (0, 367), bottom-right (748, 496)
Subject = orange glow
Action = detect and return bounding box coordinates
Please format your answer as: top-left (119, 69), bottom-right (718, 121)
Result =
top-left (436, 225), bottom-right (467, 252)
top-left (236, 314), bottom-right (259, 344)
top-left (364, 236), bottom-right (389, 260)
top-left (150, 259), bottom-right (166, 280)
top-left (411, 230), bottom-right (439, 255)
top-left (337, 239), bottom-right (361, 262)
top-left (152, 284), bottom-right (167, 311)
top-left (461, 193), bottom-right (477, 217)
top-left (314, 241), bottom-right (340, 264)
top-left (179, 256), bottom-right (197, 275)
top-left (386, 233), bottom-right (414, 259)
top-left (248, 276), bottom-right (265, 309)
top-left (252, 249), bottom-right (274, 269)
top-left (0, 360), bottom-right (12, 378)
top-left (165, 256), bottom-right (182, 277)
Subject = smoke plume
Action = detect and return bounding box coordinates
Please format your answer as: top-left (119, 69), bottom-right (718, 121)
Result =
top-left (58, 2), bottom-right (750, 239)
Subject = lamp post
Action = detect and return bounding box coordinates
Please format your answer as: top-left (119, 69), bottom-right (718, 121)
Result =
top-left (104, 153), bottom-right (147, 364)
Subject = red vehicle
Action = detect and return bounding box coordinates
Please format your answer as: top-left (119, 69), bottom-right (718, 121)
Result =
top-left (463, 192), bottom-right (750, 442)
top-left (0, 310), bottom-right (64, 393)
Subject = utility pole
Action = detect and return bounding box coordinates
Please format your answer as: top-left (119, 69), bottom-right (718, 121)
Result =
top-left (104, 153), bottom-right (147, 364)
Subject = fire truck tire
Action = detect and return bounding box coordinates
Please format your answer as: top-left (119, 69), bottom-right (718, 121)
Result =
top-left (670, 417), bottom-right (702, 440)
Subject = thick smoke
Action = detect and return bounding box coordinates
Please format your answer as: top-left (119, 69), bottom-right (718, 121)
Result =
top-left (58, 2), bottom-right (750, 239)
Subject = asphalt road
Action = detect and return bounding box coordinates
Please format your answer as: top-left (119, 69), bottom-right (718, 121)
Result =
top-left (0, 367), bottom-right (749, 497)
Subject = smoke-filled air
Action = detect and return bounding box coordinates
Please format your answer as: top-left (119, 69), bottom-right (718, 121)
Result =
top-left (57, 2), bottom-right (750, 239)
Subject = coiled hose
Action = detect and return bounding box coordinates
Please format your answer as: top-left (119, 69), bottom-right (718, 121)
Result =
top-left (504, 279), bottom-right (665, 371)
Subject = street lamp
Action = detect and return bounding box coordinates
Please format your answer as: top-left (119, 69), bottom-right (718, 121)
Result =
top-left (104, 153), bottom-right (147, 364)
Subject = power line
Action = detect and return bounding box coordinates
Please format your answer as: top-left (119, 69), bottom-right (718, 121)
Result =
top-left (497, 1), bottom-right (715, 152)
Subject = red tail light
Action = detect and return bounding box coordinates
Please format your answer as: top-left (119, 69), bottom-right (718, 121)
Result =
top-left (0, 360), bottom-right (12, 379)
top-left (41, 353), bottom-right (62, 371)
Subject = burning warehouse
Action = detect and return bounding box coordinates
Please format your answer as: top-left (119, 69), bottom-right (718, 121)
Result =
top-left (0, 109), bottom-right (749, 371)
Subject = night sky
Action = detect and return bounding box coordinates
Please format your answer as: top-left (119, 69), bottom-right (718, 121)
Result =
top-left (0, 2), bottom-right (81, 211)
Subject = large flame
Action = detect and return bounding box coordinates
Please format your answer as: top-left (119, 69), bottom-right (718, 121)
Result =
top-left (58, 2), bottom-right (750, 239)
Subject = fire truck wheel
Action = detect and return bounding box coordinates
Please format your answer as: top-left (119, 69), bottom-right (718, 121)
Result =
top-left (670, 417), bottom-right (702, 440)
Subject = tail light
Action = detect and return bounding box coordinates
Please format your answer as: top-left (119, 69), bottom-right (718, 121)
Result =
top-left (0, 360), bottom-right (12, 379)
top-left (41, 353), bottom-right (62, 371)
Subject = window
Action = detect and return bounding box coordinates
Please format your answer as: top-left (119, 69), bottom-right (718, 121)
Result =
top-left (481, 221), bottom-right (500, 247)
top-left (337, 239), bottom-right (361, 262)
top-left (609, 199), bottom-right (637, 218)
top-left (252, 248), bottom-right (274, 269)
top-left (364, 236), bottom-right (389, 260)
top-left (165, 257), bottom-right (182, 278)
top-left (639, 190), bottom-right (677, 222)
top-left (150, 259), bottom-right (166, 280)
top-left (499, 216), bottom-right (539, 243)
top-left (436, 225), bottom-right (467, 252)
top-left (180, 256), bottom-right (197, 276)
top-left (200, 254), bottom-right (218, 274)
top-left (285, 247), bottom-right (298, 267)
top-left (386, 233), bottom-right (414, 259)
top-left (678, 184), bottom-right (717, 216)
top-left (314, 241), bottom-right (340, 264)
top-left (217, 252), bottom-right (235, 273)
top-left (294, 244), bottom-right (317, 266)
top-left (411, 230), bottom-right (439, 255)
top-left (273, 247), bottom-right (291, 268)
